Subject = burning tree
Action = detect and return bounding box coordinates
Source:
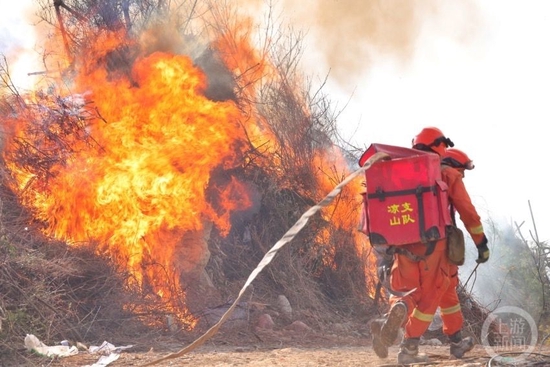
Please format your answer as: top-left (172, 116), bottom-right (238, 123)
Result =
top-left (0, 0), bottom-right (380, 357)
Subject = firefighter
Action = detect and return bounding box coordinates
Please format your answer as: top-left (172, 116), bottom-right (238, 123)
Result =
top-left (370, 128), bottom-right (490, 364)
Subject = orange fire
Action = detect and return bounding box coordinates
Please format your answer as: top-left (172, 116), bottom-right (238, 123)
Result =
top-left (1, 4), bottom-right (379, 325)
top-left (2, 25), bottom-right (260, 325)
top-left (312, 148), bottom-right (379, 293)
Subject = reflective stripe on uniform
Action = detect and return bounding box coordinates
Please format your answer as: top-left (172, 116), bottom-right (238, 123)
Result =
top-left (470, 225), bottom-right (484, 234)
top-left (440, 303), bottom-right (461, 315)
top-left (411, 308), bottom-right (434, 323)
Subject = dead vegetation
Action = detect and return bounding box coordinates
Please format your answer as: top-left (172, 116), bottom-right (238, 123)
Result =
top-left (0, 180), bottom-right (149, 363)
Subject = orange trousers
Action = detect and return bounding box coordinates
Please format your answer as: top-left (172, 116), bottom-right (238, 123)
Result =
top-left (389, 240), bottom-right (463, 339)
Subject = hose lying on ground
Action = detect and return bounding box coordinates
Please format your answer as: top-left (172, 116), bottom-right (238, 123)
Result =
top-left (140, 151), bottom-right (389, 366)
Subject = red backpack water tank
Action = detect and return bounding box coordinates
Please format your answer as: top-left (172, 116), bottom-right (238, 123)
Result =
top-left (358, 143), bottom-right (451, 246)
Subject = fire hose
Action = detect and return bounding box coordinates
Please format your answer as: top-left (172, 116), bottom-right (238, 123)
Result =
top-left (140, 151), bottom-right (390, 366)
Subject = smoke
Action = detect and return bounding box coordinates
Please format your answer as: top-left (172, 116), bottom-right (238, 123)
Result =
top-left (273, 0), bottom-right (482, 93)
top-left (460, 223), bottom-right (544, 322)
top-left (0, 0), bottom-right (42, 91)
top-left (0, 7), bottom-right (31, 57)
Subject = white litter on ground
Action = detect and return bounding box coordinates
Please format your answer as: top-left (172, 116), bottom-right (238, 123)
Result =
top-left (24, 334), bottom-right (133, 366)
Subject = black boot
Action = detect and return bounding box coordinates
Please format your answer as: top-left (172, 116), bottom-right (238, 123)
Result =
top-left (449, 331), bottom-right (475, 358)
top-left (397, 337), bottom-right (429, 364)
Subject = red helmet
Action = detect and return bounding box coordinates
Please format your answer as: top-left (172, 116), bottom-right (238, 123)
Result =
top-left (412, 127), bottom-right (454, 156)
top-left (442, 148), bottom-right (475, 170)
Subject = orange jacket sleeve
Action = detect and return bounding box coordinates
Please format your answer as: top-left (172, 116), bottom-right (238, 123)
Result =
top-left (441, 165), bottom-right (485, 245)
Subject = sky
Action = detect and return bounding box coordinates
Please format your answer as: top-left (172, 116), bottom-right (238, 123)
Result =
top-left (1, 0), bottom-right (549, 244)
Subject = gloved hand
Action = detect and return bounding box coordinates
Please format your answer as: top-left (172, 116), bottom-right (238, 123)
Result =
top-left (476, 235), bottom-right (490, 264)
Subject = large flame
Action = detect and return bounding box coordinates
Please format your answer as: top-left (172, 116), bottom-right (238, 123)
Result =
top-left (2, 26), bottom-right (259, 325)
top-left (1, 3), bottom-right (380, 325)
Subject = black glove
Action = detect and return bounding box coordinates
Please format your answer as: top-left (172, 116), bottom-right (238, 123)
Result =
top-left (476, 235), bottom-right (490, 264)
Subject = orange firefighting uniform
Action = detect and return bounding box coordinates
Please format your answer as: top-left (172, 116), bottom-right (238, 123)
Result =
top-left (388, 164), bottom-right (485, 339)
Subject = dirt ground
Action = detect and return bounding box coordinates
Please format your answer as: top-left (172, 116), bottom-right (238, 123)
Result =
top-left (42, 345), bottom-right (494, 367)
top-left (15, 325), bottom-right (550, 367)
